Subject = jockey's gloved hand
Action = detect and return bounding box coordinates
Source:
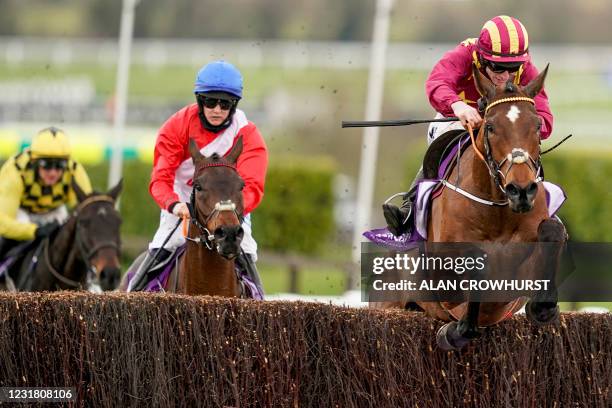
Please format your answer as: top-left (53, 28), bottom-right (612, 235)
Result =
top-left (35, 220), bottom-right (60, 239)
top-left (169, 202), bottom-right (190, 218)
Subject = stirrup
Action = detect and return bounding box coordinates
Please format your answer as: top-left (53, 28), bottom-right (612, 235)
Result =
top-left (384, 191), bottom-right (409, 205)
top-left (401, 206), bottom-right (413, 226)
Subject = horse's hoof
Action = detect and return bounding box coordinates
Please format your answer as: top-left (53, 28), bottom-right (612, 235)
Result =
top-left (436, 322), bottom-right (470, 351)
top-left (526, 301), bottom-right (559, 325)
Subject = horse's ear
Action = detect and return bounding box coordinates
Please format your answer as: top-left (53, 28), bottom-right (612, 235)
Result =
top-left (189, 138), bottom-right (205, 165)
top-left (72, 180), bottom-right (89, 203)
top-left (522, 63), bottom-right (549, 99)
top-left (107, 178), bottom-right (123, 201)
top-left (472, 64), bottom-right (495, 99)
top-left (225, 136), bottom-right (243, 165)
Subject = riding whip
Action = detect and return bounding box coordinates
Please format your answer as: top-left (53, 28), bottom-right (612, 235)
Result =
top-left (541, 134), bottom-right (573, 155)
top-left (127, 218), bottom-right (182, 292)
top-left (342, 117), bottom-right (460, 128)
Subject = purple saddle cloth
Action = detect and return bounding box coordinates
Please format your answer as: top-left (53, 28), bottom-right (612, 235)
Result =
top-left (126, 245), bottom-right (264, 299)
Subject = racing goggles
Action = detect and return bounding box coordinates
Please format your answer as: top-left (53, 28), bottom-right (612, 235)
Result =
top-left (199, 96), bottom-right (235, 111)
top-left (484, 60), bottom-right (523, 74)
top-left (37, 158), bottom-right (68, 170)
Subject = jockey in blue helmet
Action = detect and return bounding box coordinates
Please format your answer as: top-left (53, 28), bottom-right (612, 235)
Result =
top-left (124, 60), bottom-right (268, 297)
top-left (194, 60), bottom-right (244, 132)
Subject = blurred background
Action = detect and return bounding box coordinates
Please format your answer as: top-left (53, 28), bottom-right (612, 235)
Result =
top-left (0, 0), bottom-right (611, 308)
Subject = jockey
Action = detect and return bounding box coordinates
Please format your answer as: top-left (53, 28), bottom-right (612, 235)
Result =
top-left (0, 127), bottom-right (93, 260)
top-left (383, 15), bottom-right (553, 236)
top-left (128, 60), bottom-right (268, 293)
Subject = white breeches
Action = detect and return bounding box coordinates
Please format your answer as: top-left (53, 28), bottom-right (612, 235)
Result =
top-left (426, 112), bottom-right (466, 146)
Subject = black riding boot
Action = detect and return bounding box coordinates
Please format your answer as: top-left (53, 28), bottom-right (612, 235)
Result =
top-left (0, 237), bottom-right (19, 262)
top-left (237, 252), bottom-right (264, 299)
top-left (129, 248), bottom-right (173, 292)
top-left (383, 167), bottom-right (425, 236)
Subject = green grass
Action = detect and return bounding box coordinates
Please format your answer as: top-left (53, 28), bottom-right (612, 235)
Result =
top-left (2, 63), bottom-right (611, 112)
top-left (259, 263), bottom-right (347, 295)
top-left (0, 63), bottom-right (370, 104)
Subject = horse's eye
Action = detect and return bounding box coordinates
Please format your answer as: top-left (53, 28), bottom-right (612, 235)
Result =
top-left (536, 123), bottom-right (542, 132)
top-left (194, 184), bottom-right (202, 192)
top-left (485, 123), bottom-right (494, 133)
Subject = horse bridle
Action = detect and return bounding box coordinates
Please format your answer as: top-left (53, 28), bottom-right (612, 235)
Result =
top-left (185, 163), bottom-right (244, 251)
top-left (470, 96), bottom-right (543, 195)
top-left (44, 195), bottom-right (119, 288)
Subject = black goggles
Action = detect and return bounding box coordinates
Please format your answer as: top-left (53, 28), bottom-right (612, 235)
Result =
top-left (37, 158), bottom-right (68, 170)
top-left (199, 96), bottom-right (235, 111)
top-left (485, 60), bottom-right (523, 74)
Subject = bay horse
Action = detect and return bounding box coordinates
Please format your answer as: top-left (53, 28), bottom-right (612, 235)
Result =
top-left (376, 65), bottom-right (567, 350)
top-left (4, 181), bottom-right (123, 292)
top-left (119, 138), bottom-right (245, 296)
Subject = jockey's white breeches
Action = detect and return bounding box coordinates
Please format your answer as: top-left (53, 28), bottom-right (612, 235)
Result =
top-left (16, 206), bottom-right (68, 226)
top-left (426, 113), bottom-right (466, 146)
top-left (149, 210), bottom-right (258, 262)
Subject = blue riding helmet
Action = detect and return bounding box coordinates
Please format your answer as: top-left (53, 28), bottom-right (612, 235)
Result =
top-left (193, 61), bottom-right (243, 99)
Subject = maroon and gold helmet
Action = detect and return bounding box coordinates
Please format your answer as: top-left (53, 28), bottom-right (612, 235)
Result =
top-left (477, 16), bottom-right (530, 63)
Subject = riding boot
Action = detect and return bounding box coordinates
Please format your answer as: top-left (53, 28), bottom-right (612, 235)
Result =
top-left (0, 237), bottom-right (20, 263)
top-left (128, 248), bottom-right (172, 292)
top-left (237, 251), bottom-right (264, 299)
top-left (0, 237), bottom-right (8, 262)
top-left (383, 167), bottom-right (425, 236)
top-left (0, 237), bottom-right (19, 262)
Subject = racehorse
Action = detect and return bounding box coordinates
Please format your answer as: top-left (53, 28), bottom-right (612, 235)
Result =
top-left (376, 65), bottom-right (567, 350)
top-left (119, 138), bottom-right (246, 296)
top-left (4, 181), bottom-right (123, 292)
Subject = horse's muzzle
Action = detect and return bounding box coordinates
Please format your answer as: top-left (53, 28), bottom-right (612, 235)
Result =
top-left (214, 225), bottom-right (244, 260)
top-left (99, 266), bottom-right (121, 291)
top-left (505, 181), bottom-right (538, 213)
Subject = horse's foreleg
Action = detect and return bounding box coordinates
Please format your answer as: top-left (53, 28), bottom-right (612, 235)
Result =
top-left (525, 218), bottom-right (567, 325)
top-left (437, 301), bottom-right (481, 351)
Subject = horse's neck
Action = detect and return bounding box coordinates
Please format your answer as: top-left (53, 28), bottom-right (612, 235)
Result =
top-left (48, 219), bottom-right (82, 281)
top-left (179, 242), bottom-right (239, 296)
